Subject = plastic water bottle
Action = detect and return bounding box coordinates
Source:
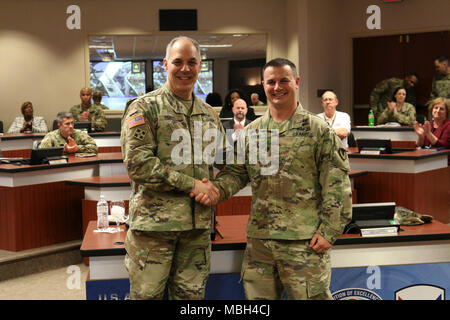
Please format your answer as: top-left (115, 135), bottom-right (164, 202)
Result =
top-left (97, 195), bottom-right (109, 230)
top-left (368, 109), bottom-right (375, 127)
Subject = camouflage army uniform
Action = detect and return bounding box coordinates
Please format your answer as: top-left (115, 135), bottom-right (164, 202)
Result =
top-left (376, 102), bottom-right (416, 126)
top-left (429, 73), bottom-right (450, 102)
top-left (94, 102), bottom-right (109, 110)
top-left (369, 78), bottom-right (415, 122)
top-left (214, 104), bottom-right (352, 300)
top-left (121, 84), bottom-right (225, 300)
top-left (70, 104), bottom-right (107, 132)
top-left (38, 129), bottom-right (98, 154)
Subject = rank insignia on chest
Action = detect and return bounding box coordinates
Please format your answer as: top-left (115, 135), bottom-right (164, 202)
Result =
top-left (128, 115), bottom-right (145, 128)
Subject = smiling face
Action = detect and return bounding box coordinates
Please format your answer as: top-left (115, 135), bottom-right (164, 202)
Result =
top-left (394, 88), bottom-right (406, 104)
top-left (431, 102), bottom-right (447, 122)
top-left (262, 65), bottom-right (300, 110)
top-left (163, 38), bottom-right (201, 99)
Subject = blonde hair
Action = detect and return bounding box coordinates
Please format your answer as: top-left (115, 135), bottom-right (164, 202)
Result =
top-left (428, 97), bottom-right (450, 119)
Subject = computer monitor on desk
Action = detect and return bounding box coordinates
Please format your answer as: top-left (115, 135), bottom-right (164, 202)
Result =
top-left (74, 121), bottom-right (92, 133)
top-left (29, 147), bottom-right (64, 165)
top-left (357, 138), bottom-right (392, 154)
top-left (344, 202), bottom-right (398, 233)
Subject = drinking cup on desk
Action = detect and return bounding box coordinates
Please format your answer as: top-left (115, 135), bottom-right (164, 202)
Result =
top-left (110, 200), bottom-right (126, 230)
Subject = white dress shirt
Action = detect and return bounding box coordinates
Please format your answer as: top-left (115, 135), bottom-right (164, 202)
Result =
top-left (317, 111), bottom-right (351, 148)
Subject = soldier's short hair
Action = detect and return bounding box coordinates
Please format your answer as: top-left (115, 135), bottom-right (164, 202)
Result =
top-left (165, 36), bottom-right (201, 60)
top-left (434, 55), bottom-right (449, 64)
top-left (93, 91), bottom-right (102, 102)
top-left (263, 58), bottom-right (298, 78)
top-left (56, 111), bottom-right (73, 124)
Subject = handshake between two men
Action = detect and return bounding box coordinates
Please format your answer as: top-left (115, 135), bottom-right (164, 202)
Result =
top-left (190, 178), bottom-right (219, 206)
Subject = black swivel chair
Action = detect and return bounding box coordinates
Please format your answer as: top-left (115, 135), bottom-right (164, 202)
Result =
top-left (0, 120), bottom-right (3, 133)
top-left (348, 132), bottom-right (356, 148)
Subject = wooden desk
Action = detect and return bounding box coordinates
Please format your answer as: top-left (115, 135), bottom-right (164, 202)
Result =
top-left (68, 170), bottom-right (367, 234)
top-left (351, 126), bottom-right (417, 148)
top-left (80, 215), bottom-right (450, 279)
top-left (0, 152), bottom-right (124, 251)
top-left (0, 132), bottom-right (120, 156)
top-left (348, 148), bottom-right (450, 223)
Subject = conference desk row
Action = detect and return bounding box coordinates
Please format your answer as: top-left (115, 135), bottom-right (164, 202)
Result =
top-left (81, 215), bottom-right (450, 300)
top-left (0, 132), bottom-right (121, 157)
top-left (0, 144), bottom-right (448, 251)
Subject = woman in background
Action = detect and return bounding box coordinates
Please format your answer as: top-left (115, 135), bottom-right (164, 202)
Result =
top-left (219, 89), bottom-right (256, 121)
top-left (377, 87), bottom-right (416, 126)
top-left (7, 101), bottom-right (48, 133)
top-left (413, 97), bottom-right (450, 150)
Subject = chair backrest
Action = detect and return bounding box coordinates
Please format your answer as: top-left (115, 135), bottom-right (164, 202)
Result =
top-left (348, 132), bottom-right (356, 148)
top-left (105, 117), bottom-right (122, 132)
top-left (52, 119), bottom-right (58, 130)
top-left (0, 120), bottom-right (3, 133)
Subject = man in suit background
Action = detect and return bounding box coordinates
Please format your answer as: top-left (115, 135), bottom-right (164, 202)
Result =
top-left (222, 98), bottom-right (252, 144)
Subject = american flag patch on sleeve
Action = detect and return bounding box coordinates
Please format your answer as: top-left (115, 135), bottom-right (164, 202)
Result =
top-left (128, 115), bottom-right (145, 128)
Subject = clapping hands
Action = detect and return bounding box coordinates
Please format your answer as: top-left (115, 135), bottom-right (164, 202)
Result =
top-left (414, 121), bottom-right (431, 137)
top-left (190, 178), bottom-right (220, 206)
top-left (80, 110), bottom-right (91, 122)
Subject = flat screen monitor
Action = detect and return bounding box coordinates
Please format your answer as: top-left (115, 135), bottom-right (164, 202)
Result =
top-left (30, 147), bottom-right (64, 165)
top-left (351, 202), bottom-right (396, 221)
top-left (357, 138), bottom-right (392, 154)
top-left (90, 61), bottom-right (146, 110)
top-left (74, 121), bottom-right (92, 133)
top-left (152, 59), bottom-right (213, 101)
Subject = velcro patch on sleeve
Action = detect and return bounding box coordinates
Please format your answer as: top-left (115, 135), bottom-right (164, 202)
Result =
top-left (128, 115), bottom-right (145, 128)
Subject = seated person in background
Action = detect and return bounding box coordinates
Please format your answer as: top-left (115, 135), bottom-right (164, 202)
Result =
top-left (205, 92), bottom-right (223, 106)
top-left (370, 73), bottom-right (419, 121)
top-left (250, 93), bottom-right (265, 106)
top-left (219, 89), bottom-right (256, 120)
top-left (39, 112), bottom-right (98, 154)
top-left (222, 98), bottom-right (252, 144)
top-left (70, 87), bottom-right (107, 132)
top-left (414, 97), bottom-right (450, 150)
top-left (377, 87), bottom-right (416, 126)
top-left (317, 91), bottom-right (351, 148)
top-left (92, 91), bottom-right (109, 110)
top-left (428, 56), bottom-right (450, 104)
top-left (7, 101), bottom-right (48, 133)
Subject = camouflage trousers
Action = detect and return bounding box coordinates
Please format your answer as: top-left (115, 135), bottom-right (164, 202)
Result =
top-left (125, 228), bottom-right (211, 300)
top-left (241, 237), bottom-right (332, 300)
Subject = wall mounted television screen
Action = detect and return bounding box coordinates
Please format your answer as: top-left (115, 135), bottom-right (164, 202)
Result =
top-left (90, 61), bottom-right (146, 110)
top-left (152, 60), bottom-right (213, 101)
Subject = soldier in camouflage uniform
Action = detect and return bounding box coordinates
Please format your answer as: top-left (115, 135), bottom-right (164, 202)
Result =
top-left (195, 58), bottom-right (352, 300)
top-left (93, 90), bottom-right (109, 110)
top-left (428, 56), bottom-right (450, 105)
top-left (121, 36), bottom-right (224, 300)
top-left (376, 87), bottom-right (416, 126)
top-left (39, 111), bottom-right (98, 154)
top-left (369, 74), bottom-right (418, 123)
top-left (70, 87), bottom-right (107, 132)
